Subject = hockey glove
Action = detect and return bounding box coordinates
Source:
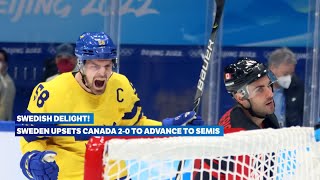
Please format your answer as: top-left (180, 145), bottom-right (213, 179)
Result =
top-left (315, 123), bottom-right (320, 142)
top-left (162, 111), bottom-right (204, 126)
top-left (20, 150), bottom-right (59, 180)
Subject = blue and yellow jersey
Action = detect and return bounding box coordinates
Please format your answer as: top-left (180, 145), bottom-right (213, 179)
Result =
top-left (20, 72), bottom-right (162, 180)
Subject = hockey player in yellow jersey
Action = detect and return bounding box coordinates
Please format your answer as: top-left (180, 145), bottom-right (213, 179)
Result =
top-left (19, 32), bottom-right (204, 180)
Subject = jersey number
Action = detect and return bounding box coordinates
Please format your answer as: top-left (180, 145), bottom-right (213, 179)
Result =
top-left (35, 84), bottom-right (50, 108)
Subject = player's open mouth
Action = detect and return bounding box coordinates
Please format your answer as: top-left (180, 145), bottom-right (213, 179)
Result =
top-left (94, 79), bottom-right (105, 88)
top-left (266, 101), bottom-right (273, 106)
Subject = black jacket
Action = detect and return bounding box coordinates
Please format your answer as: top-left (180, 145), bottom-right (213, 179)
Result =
top-left (284, 74), bottom-right (304, 126)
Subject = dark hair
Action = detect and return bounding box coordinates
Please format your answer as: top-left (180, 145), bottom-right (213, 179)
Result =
top-left (0, 49), bottom-right (8, 63)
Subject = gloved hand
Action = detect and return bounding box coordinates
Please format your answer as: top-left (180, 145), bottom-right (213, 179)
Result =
top-left (20, 150), bottom-right (59, 180)
top-left (162, 111), bottom-right (204, 126)
top-left (315, 123), bottom-right (320, 142)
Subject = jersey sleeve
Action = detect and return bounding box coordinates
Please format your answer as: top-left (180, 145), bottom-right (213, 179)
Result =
top-left (20, 137), bottom-right (48, 153)
top-left (135, 115), bottom-right (162, 126)
top-left (21, 83), bottom-right (51, 153)
top-left (27, 83), bottom-right (51, 113)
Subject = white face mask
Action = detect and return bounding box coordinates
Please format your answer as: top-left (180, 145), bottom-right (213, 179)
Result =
top-left (277, 75), bottom-right (292, 89)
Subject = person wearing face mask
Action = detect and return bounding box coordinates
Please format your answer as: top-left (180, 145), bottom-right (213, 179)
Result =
top-left (19, 32), bottom-right (204, 180)
top-left (45, 43), bottom-right (77, 82)
top-left (0, 49), bottom-right (16, 121)
top-left (268, 47), bottom-right (304, 127)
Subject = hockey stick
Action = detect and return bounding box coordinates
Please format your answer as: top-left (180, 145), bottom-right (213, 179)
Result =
top-left (192, 0), bottom-right (225, 117)
top-left (175, 0), bottom-right (225, 179)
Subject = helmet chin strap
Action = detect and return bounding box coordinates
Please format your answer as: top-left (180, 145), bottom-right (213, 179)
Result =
top-left (77, 61), bottom-right (92, 90)
top-left (79, 69), bottom-right (92, 91)
top-left (239, 99), bottom-right (266, 119)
